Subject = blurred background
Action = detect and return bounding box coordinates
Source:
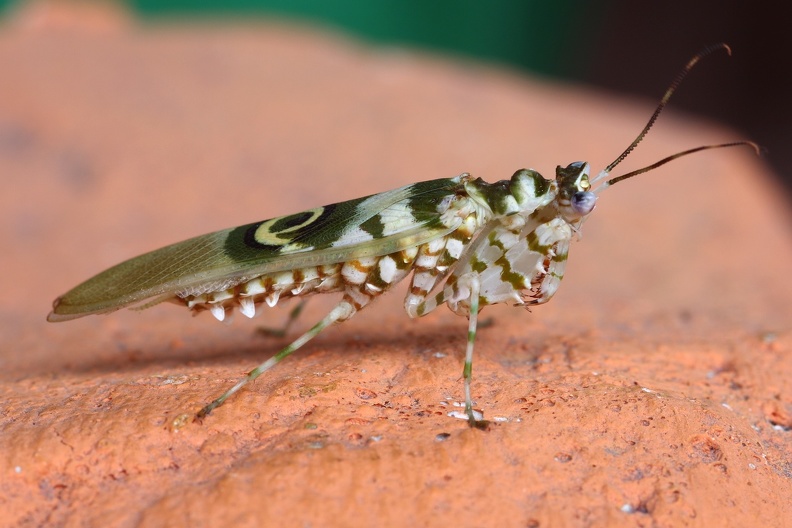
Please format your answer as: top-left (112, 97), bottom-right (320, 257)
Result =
top-left (1, 0), bottom-right (789, 198)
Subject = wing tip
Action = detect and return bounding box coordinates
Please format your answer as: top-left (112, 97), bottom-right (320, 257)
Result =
top-left (47, 297), bottom-right (88, 322)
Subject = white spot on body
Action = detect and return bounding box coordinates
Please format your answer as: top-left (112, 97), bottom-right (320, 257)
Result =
top-left (378, 256), bottom-right (398, 283)
top-left (210, 304), bottom-right (226, 321)
top-left (364, 283), bottom-right (382, 293)
top-left (501, 195), bottom-right (519, 214)
top-left (209, 289), bottom-right (234, 304)
top-left (415, 253), bottom-right (437, 271)
top-left (379, 202), bottom-right (419, 236)
top-left (436, 194), bottom-right (454, 213)
top-left (447, 278), bottom-right (472, 305)
top-left (242, 278), bottom-right (266, 296)
top-left (265, 290), bottom-right (281, 307)
top-left (318, 275), bottom-right (341, 291)
top-left (342, 263), bottom-right (368, 285)
top-left (501, 214), bottom-right (526, 231)
top-left (346, 286), bottom-right (373, 308)
top-left (445, 238), bottom-right (464, 259)
top-left (301, 267), bottom-right (319, 282)
top-left (320, 264), bottom-right (340, 275)
top-left (415, 237), bottom-right (447, 268)
top-left (538, 275), bottom-right (560, 300)
top-left (404, 296), bottom-right (421, 317)
top-left (273, 271), bottom-right (294, 288)
top-left (331, 225), bottom-right (375, 247)
top-left (534, 218), bottom-right (572, 246)
top-left (439, 197), bottom-right (474, 228)
top-left (426, 236), bottom-right (447, 253)
top-left (239, 297), bottom-right (256, 318)
top-left (187, 295), bottom-right (207, 309)
top-left (460, 215), bottom-right (480, 237)
top-left (342, 257), bottom-right (377, 285)
top-left (401, 246), bottom-right (419, 262)
top-left (496, 230), bottom-right (520, 249)
top-left (412, 270), bottom-right (438, 293)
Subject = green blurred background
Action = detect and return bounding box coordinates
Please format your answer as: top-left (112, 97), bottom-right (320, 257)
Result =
top-left (2, 0), bottom-right (789, 197)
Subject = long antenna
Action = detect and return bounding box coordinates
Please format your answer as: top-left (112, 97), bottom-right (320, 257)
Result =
top-left (602, 140), bottom-right (759, 188)
top-left (591, 43), bottom-right (733, 185)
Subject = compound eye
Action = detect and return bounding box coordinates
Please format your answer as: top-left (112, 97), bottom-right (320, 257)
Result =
top-left (572, 191), bottom-right (597, 216)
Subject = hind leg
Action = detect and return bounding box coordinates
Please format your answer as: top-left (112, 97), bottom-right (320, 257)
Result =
top-left (197, 300), bottom-right (354, 419)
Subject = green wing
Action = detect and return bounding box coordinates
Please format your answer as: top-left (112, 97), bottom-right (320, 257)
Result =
top-left (48, 177), bottom-right (466, 321)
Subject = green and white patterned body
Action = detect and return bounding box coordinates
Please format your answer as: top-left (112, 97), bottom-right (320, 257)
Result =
top-left (49, 167), bottom-right (583, 323)
top-left (49, 163), bottom-right (595, 423)
top-left (48, 44), bottom-right (755, 424)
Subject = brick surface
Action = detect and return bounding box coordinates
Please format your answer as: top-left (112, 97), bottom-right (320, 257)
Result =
top-left (1, 7), bottom-right (791, 528)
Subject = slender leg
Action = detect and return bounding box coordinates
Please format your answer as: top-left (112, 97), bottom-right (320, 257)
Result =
top-left (408, 274), bottom-right (488, 428)
top-left (256, 299), bottom-right (308, 338)
top-left (197, 300), bottom-right (354, 419)
top-left (463, 275), bottom-right (487, 428)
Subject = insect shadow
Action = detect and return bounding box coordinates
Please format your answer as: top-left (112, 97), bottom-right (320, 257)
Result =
top-left (49, 306), bottom-right (486, 385)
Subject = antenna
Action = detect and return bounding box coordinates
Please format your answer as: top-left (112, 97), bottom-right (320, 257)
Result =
top-left (590, 43), bottom-right (754, 189)
top-left (603, 141), bottom-right (759, 187)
